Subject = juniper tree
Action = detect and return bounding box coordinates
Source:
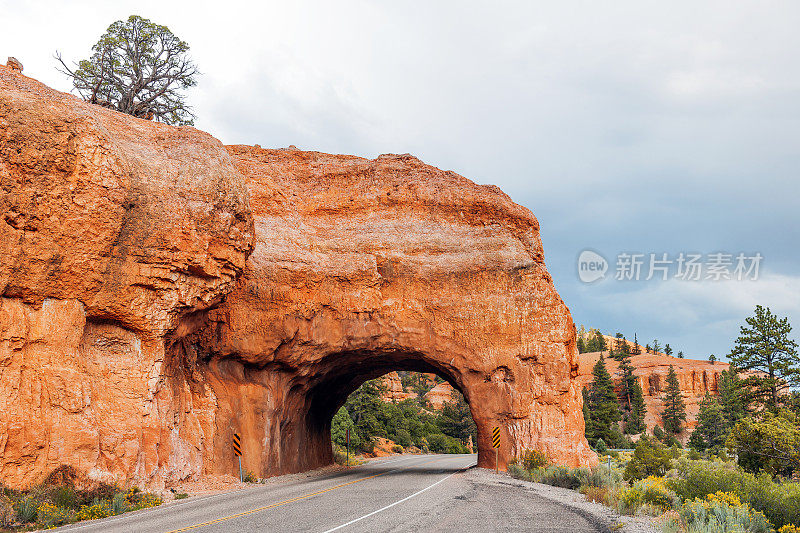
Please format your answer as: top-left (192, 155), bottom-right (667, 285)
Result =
top-left (664, 344), bottom-right (673, 356)
top-left (728, 305), bottom-right (800, 410)
top-left (661, 365), bottom-right (686, 435)
top-left (56, 15), bottom-right (198, 125)
top-left (708, 354), bottom-right (716, 365)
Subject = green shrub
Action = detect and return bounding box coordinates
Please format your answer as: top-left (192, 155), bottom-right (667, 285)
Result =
top-left (392, 444), bottom-right (404, 454)
top-left (37, 501), bottom-right (74, 527)
top-left (174, 492), bottom-right (189, 500)
top-left (538, 466), bottom-right (588, 490)
top-left (393, 429), bottom-right (412, 448)
top-left (595, 438), bottom-right (608, 454)
top-left (520, 449), bottom-right (548, 471)
top-left (15, 496), bottom-right (37, 523)
top-left (670, 493), bottom-right (772, 533)
top-left (618, 477), bottom-right (679, 515)
top-left (52, 485), bottom-right (78, 509)
top-left (583, 467), bottom-right (622, 490)
top-left (242, 470), bottom-right (257, 483)
top-left (668, 460), bottom-right (757, 502)
top-left (333, 446), bottom-right (349, 465)
top-left (668, 459), bottom-right (800, 529)
top-left (0, 495), bottom-right (16, 529)
top-left (623, 437), bottom-right (672, 481)
top-left (111, 492), bottom-right (130, 515)
top-left (507, 463), bottom-right (530, 481)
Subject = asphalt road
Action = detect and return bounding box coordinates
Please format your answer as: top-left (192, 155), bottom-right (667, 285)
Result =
top-left (53, 454), bottom-right (607, 532)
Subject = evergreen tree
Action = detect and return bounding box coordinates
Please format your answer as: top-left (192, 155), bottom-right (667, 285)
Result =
top-left (627, 381), bottom-right (647, 434)
top-left (585, 354), bottom-right (622, 445)
top-left (708, 354), bottom-right (716, 365)
top-left (688, 394), bottom-right (728, 452)
top-left (717, 368), bottom-right (748, 425)
top-left (652, 339), bottom-right (661, 353)
top-left (584, 330), bottom-right (608, 353)
top-left (729, 305), bottom-right (800, 411)
top-left (331, 407), bottom-right (361, 448)
top-left (678, 351), bottom-right (685, 358)
top-left (577, 336), bottom-right (586, 354)
top-left (661, 365), bottom-right (686, 435)
top-left (613, 333), bottom-right (626, 361)
top-left (437, 390), bottom-right (477, 443)
top-left (617, 349), bottom-right (636, 410)
top-left (346, 379), bottom-right (387, 443)
top-left (632, 333), bottom-right (642, 355)
top-left (645, 344), bottom-right (651, 353)
top-left (664, 344), bottom-right (673, 356)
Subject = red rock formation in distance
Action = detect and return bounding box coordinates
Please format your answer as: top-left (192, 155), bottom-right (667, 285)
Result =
top-left (577, 351), bottom-right (729, 437)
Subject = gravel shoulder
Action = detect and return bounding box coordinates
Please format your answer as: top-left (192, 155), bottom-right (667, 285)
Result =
top-left (489, 470), bottom-right (660, 533)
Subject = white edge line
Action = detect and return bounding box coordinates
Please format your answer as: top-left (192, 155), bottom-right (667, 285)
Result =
top-left (320, 462), bottom-right (474, 533)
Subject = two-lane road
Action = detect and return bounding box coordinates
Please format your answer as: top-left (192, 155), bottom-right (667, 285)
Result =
top-left (54, 454), bottom-right (608, 532)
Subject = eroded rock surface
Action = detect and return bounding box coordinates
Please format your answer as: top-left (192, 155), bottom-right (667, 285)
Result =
top-left (0, 66), bottom-right (594, 489)
top-left (577, 352), bottom-right (729, 437)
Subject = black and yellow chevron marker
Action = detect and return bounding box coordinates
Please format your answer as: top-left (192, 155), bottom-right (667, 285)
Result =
top-left (491, 426), bottom-right (501, 449)
top-left (233, 432), bottom-right (242, 457)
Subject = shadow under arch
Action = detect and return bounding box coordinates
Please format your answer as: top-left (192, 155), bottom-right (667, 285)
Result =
top-left (291, 348), bottom-right (481, 471)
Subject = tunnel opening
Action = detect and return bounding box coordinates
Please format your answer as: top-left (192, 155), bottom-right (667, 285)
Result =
top-left (299, 349), bottom-right (480, 469)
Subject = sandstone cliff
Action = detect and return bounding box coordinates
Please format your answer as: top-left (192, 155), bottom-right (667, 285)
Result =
top-left (577, 351), bottom-right (728, 436)
top-left (0, 64), bottom-right (254, 488)
top-left (0, 65), bottom-right (594, 489)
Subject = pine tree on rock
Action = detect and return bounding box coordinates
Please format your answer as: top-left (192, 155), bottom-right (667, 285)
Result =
top-left (661, 365), bottom-right (686, 435)
top-left (664, 344), bottom-right (673, 356)
top-left (585, 354), bottom-right (622, 446)
top-left (632, 333), bottom-right (642, 355)
top-left (652, 339), bottom-right (661, 353)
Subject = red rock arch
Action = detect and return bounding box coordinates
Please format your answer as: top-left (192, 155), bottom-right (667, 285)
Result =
top-left (0, 67), bottom-right (595, 490)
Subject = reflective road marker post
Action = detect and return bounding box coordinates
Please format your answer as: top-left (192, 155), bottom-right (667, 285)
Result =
top-left (492, 426), bottom-right (501, 473)
top-left (346, 428), bottom-right (350, 467)
top-left (233, 432), bottom-right (243, 482)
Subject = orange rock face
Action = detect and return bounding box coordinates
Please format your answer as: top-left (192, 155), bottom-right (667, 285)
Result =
top-left (0, 67), bottom-right (595, 489)
top-left (577, 351), bottom-right (729, 436)
top-left (425, 382), bottom-right (457, 410)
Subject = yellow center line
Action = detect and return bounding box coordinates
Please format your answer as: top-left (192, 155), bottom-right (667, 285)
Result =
top-left (164, 456), bottom-right (445, 533)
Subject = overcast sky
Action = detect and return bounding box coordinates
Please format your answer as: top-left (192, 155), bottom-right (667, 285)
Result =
top-left (4, 1), bottom-right (799, 359)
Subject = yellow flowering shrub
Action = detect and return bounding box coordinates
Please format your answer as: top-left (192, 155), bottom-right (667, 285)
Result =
top-left (619, 476), bottom-right (680, 514)
top-left (36, 501), bottom-right (73, 527)
top-left (678, 496), bottom-right (772, 533)
top-left (779, 525), bottom-right (800, 533)
top-left (75, 501), bottom-right (112, 521)
top-left (706, 491), bottom-right (741, 507)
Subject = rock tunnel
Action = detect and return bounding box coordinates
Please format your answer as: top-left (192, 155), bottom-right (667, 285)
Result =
top-left (0, 65), bottom-right (596, 490)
